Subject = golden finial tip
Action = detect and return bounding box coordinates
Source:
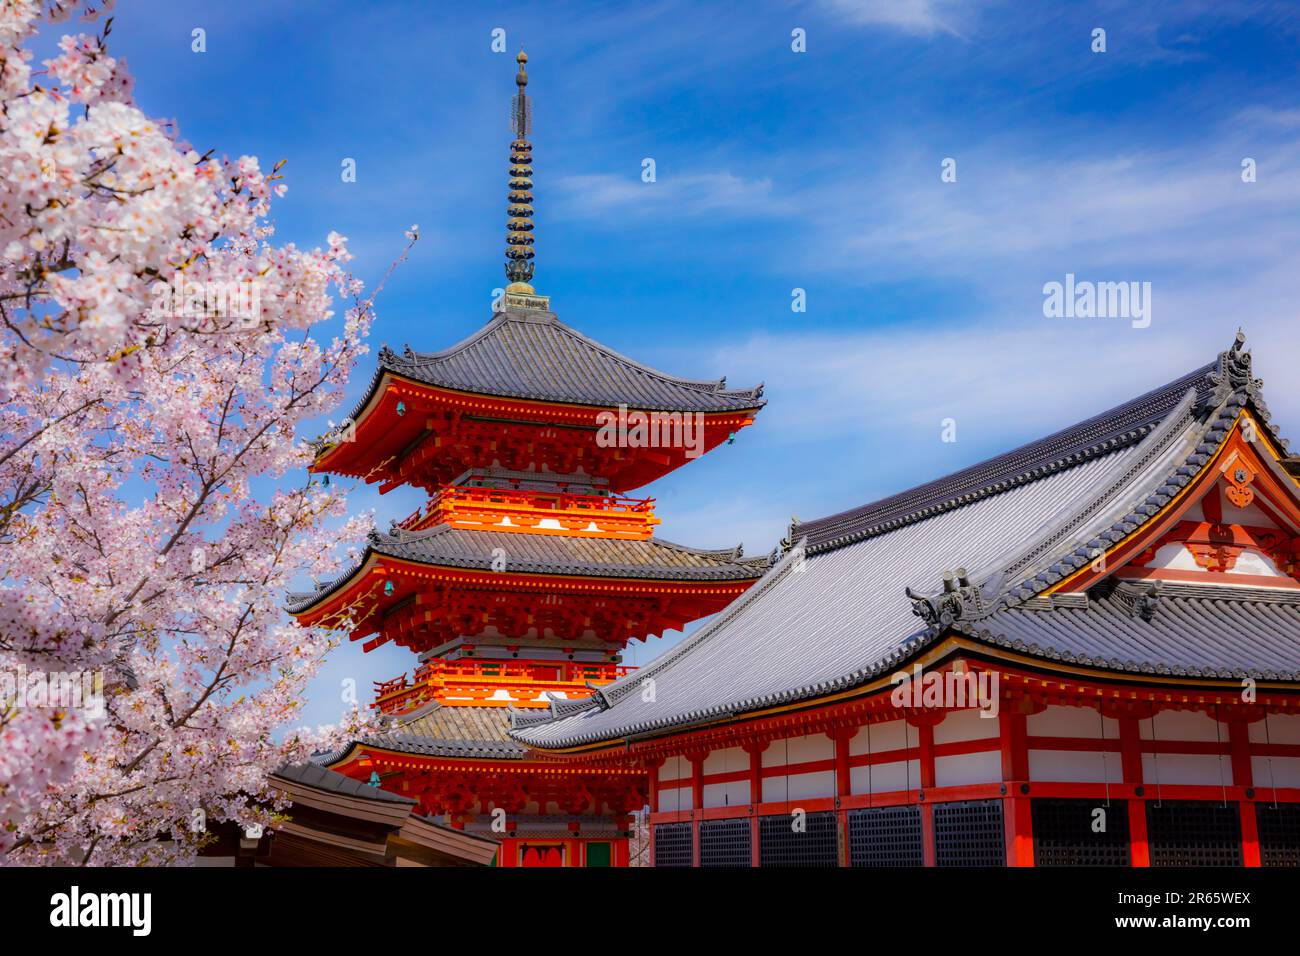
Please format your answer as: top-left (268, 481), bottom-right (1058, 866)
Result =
top-left (515, 48), bottom-right (529, 88)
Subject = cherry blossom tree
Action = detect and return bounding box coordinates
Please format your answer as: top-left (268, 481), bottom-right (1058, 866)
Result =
top-left (0, 2), bottom-right (395, 864)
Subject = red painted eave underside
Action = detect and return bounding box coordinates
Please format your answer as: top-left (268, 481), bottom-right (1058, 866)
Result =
top-left (290, 557), bottom-right (756, 654)
top-left (310, 373), bottom-right (761, 494)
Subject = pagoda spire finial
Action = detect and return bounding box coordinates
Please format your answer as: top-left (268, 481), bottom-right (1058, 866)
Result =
top-left (505, 47), bottom-right (537, 295)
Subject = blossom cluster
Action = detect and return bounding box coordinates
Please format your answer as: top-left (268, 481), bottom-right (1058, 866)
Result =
top-left (0, 3), bottom-right (387, 864)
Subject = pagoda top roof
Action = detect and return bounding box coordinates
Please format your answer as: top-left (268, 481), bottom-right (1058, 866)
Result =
top-left (287, 523), bottom-right (769, 615)
top-left (368, 308), bottom-right (765, 414)
top-left (511, 334), bottom-right (1300, 750)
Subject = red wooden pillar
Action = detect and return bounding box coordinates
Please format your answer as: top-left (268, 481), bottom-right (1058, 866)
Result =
top-left (917, 719), bottom-right (937, 867)
top-left (832, 728), bottom-right (853, 867)
top-left (1229, 720), bottom-right (1261, 867)
top-left (645, 756), bottom-right (664, 868)
top-left (744, 740), bottom-right (767, 867)
top-left (1120, 716), bottom-right (1149, 867)
top-left (999, 709), bottom-right (1034, 866)
top-left (688, 751), bottom-right (706, 868)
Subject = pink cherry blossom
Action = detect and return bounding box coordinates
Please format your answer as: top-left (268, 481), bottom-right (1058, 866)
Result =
top-left (0, 3), bottom-right (402, 865)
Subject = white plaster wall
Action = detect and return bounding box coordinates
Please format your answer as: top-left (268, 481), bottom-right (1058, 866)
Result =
top-left (659, 755), bottom-right (690, 786)
top-left (1142, 752), bottom-right (1230, 786)
top-left (703, 780), bottom-right (750, 808)
top-left (934, 709), bottom-right (1000, 744)
top-left (850, 759), bottom-right (921, 795)
top-left (762, 733), bottom-right (833, 767)
top-left (1029, 749), bottom-right (1119, 783)
top-left (935, 750), bottom-right (1001, 787)
top-left (1141, 709), bottom-right (1224, 742)
top-left (848, 719), bottom-right (909, 756)
top-left (658, 786), bottom-right (691, 812)
top-left (1248, 713), bottom-right (1300, 745)
top-left (703, 746), bottom-right (747, 776)
top-left (1250, 755), bottom-right (1300, 789)
top-left (762, 770), bottom-right (835, 803)
top-left (1026, 704), bottom-right (1119, 739)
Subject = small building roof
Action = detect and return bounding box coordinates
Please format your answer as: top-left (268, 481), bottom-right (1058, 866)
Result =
top-left (258, 761), bottom-right (499, 866)
top-left (273, 761), bottom-right (415, 803)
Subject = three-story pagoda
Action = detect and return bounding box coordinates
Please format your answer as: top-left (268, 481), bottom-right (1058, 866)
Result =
top-left (288, 51), bottom-right (768, 867)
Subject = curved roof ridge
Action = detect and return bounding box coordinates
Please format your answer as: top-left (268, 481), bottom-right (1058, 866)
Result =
top-left (388, 312), bottom-right (509, 364)
top-left (401, 311), bottom-right (760, 397)
top-left (649, 536), bottom-right (746, 559)
top-left (798, 360), bottom-right (1218, 554)
top-left (984, 385), bottom-right (1204, 598)
top-left (538, 314), bottom-right (761, 398)
top-left (379, 309), bottom-right (765, 410)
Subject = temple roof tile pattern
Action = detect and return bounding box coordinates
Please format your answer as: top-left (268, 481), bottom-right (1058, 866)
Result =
top-left (286, 524), bottom-right (767, 613)
top-left (324, 702), bottom-right (530, 762)
top-left (363, 309), bottom-right (765, 415)
top-left (511, 336), bottom-right (1300, 748)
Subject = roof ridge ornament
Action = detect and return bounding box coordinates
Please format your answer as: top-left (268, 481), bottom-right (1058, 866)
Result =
top-left (906, 567), bottom-right (995, 628)
top-left (502, 48), bottom-right (550, 313)
top-left (1131, 581), bottom-right (1161, 622)
top-left (1209, 329), bottom-right (1267, 416)
top-left (779, 514), bottom-right (801, 553)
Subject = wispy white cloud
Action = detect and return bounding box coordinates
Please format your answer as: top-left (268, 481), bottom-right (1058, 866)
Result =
top-left (553, 170), bottom-right (781, 220)
top-left (708, 323), bottom-right (1214, 440)
top-left (793, 133), bottom-right (1300, 283)
top-left (820, 0), bottom-right (982, 37)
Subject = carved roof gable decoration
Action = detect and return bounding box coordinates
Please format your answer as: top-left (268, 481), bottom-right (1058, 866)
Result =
top-left (1224, 453), bottom-right (1257, 508)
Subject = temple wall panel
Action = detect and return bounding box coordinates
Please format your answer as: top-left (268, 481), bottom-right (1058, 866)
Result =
top-left (848, 719), bottom-right (908, 755)
top-left (1248, 712), bottom-right (1300, 744)
top-left (1026, 704), bottom-right (1119, 739)
top-left (657, 785), bottom-right (691, 812)
top-left (761, 732), bottom-right (833, 766)
top-left (934, 708), bottom-right (999, 744)
top-left (703, 746), bottom-right (747, 775)
top-left (762, 770), bottom-right (835, 803)
top-left (657, 755), bottom-right (690, 789)
top-left (1028, 749), bottom-right (1118, 783)
top-left (850, 759), bottom-right (920, 795)
top-left (703, 780), bottom-right (749, 808)
top-left (1252, 755), bottom-right (1300, 788)
top-left (1140, 709), bottom-right (1223, 741)
top-left (935, 750), bottom-right (1001, 787)
top-left (1141, 752), bottom-right (1229, 785)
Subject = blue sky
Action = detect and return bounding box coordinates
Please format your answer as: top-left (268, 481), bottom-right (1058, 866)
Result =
top-left (77, 0), bottom-right (1300, 726)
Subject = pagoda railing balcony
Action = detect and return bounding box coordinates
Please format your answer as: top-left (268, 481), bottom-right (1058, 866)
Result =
top-left (372, 659), bottom-right (636, 716)
top-left (398, 485), bottom-right (660, 539)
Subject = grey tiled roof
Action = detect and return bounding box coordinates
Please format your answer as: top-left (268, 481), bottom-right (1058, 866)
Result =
top-left (287, 525), bottom-right (767, 613)
top-left (795, 362), bottom-right (1217, 552)
top-left (367, 308), bottom-right (765, 413)
top-left (511, 337), bottom-right (1300, 749)
top-left (330, 702), bottom-right (531, 761)
top-left (959, 581), bottom-right (1300, 681)
top-left (272, 762), bottom-right (415, 803)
